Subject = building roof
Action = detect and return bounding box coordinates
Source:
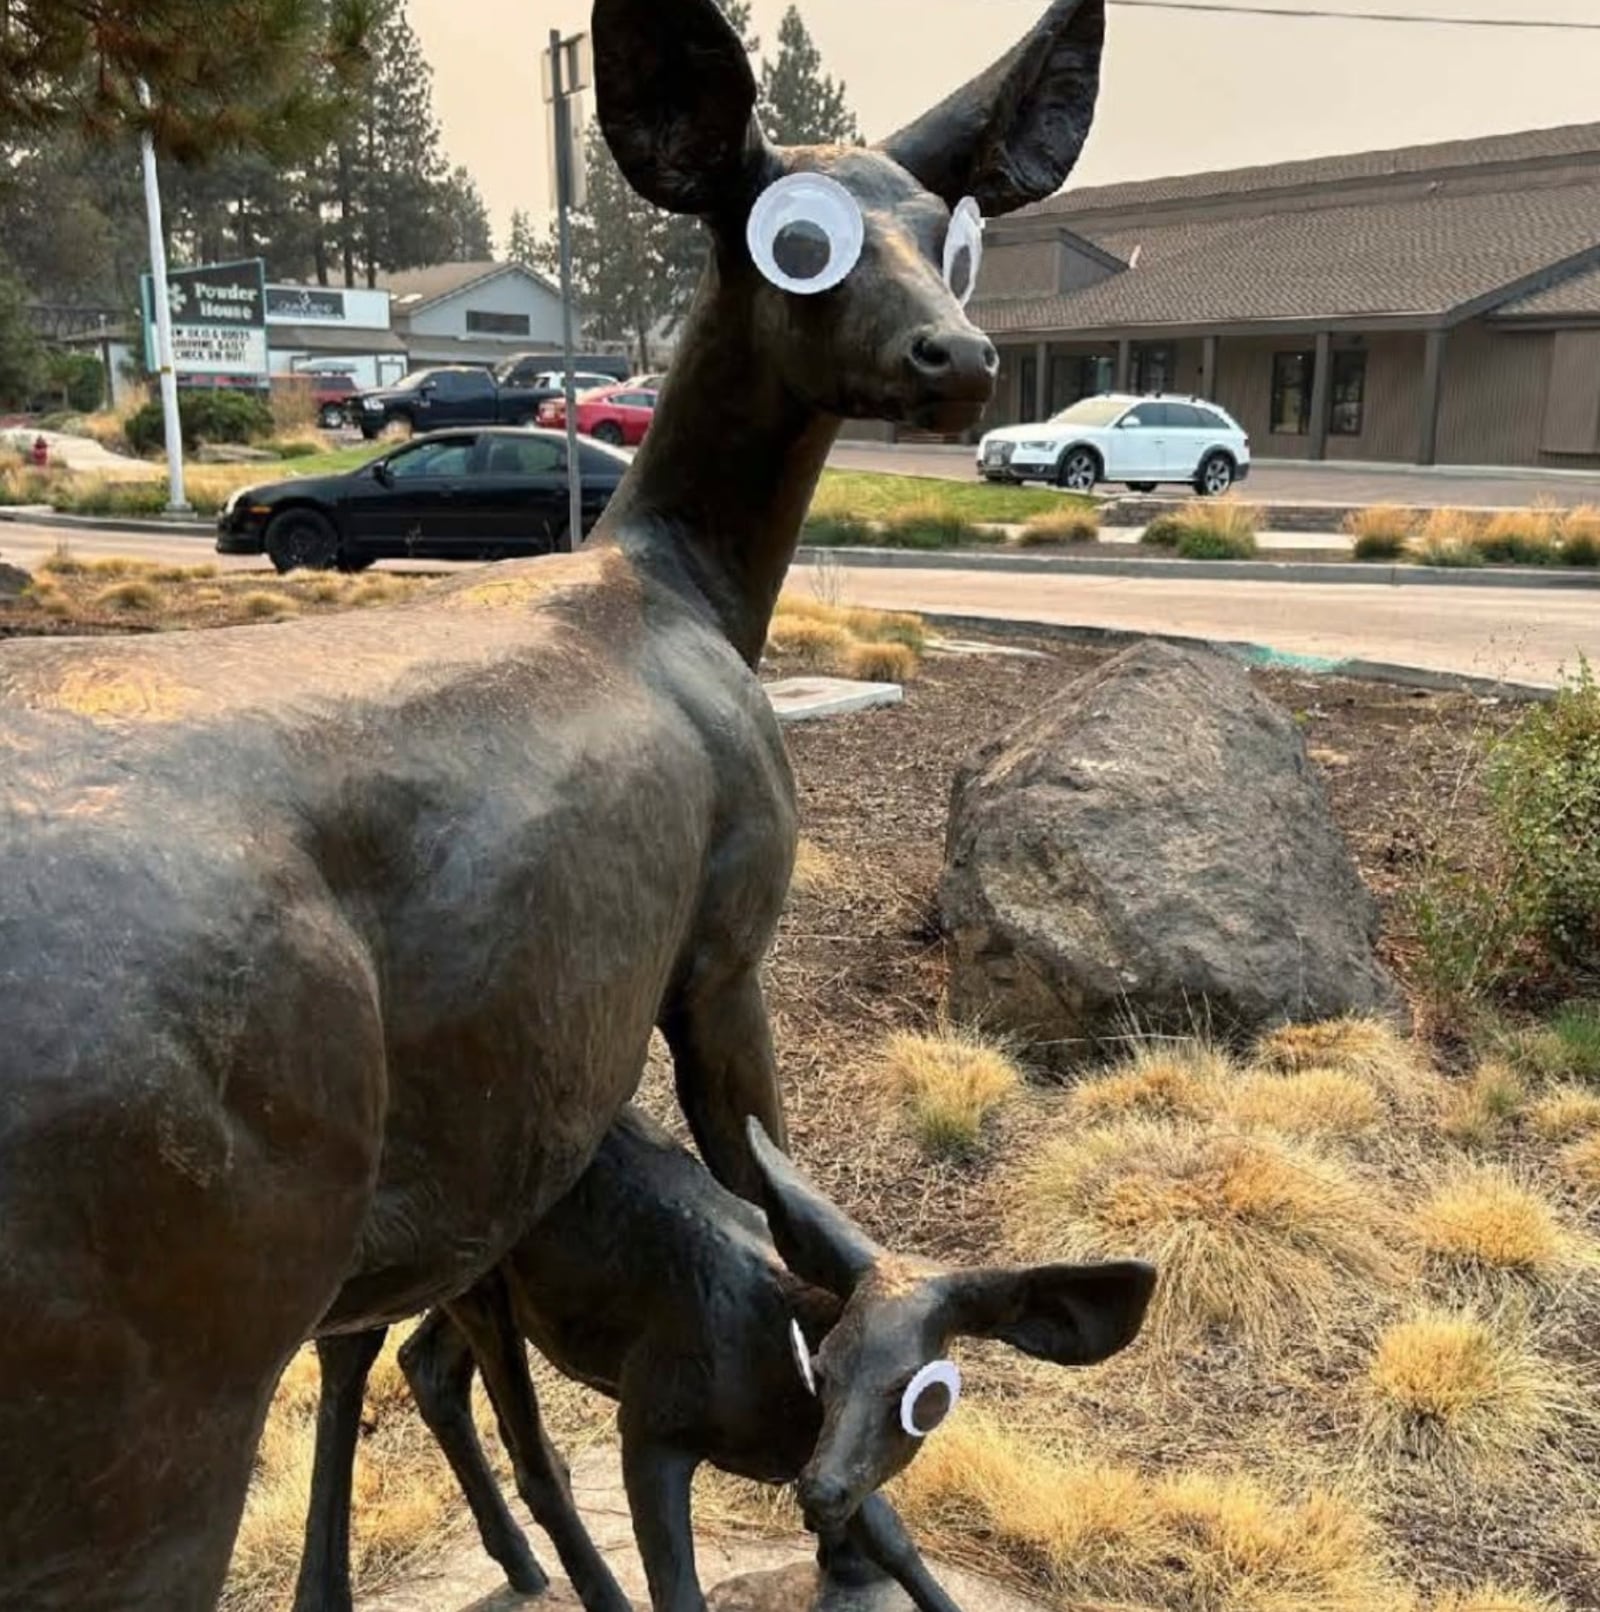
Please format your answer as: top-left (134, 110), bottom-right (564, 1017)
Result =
top-left (1493, 262), bottom-right (1600, 321)
top-left (269, 323), bottom-right (409, 355)
top-left (381, 260), bottom-right (561, 312)
top-left (1030, 122), bottom-right (1600, 221)
top-left (977, 123), bottom-right (1600, 338)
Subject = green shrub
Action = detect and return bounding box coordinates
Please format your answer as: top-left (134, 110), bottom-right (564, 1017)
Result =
top-left (1017, 507), bottom-right (1100, 546)
top-left (801, 514), bottom-right (877, 547)
top-left (1344, 506), bottom-right (1413, 560)
top-left (1140, 515), bottom-right (1186, 548)
top-left (1412, 662), bottom-right (1600, 1000)
top-left (125, 390), bottom-right (274, 455)
top-left (1139, 501), bottom-right (1258, 560)
top-left (878, 508), bottom-right (1003, 550)
top-left (1514, 1002), bottom-right (1600, 1085)
top-left (1351, 530), bottom-right (1407, 561)
top-left (1560, 507), bottom-right (1600, 567)
top-left (1177, 525), bottom-right (1258, 560)
top-left (1475, 510), bottom-right (1561, 566)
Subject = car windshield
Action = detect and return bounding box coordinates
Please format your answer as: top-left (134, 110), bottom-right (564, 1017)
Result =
top-left (1048, 398), bottom-right (1128, 427)
top-left (391, 371), bottom-right (431, 392)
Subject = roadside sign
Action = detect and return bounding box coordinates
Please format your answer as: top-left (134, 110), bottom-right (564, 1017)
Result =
top-left (141, 258), bottom-right (269, 384)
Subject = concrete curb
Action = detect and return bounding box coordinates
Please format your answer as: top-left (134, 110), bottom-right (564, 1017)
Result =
top-left (0, 506), bottom-right (213, 538)
top-left (795, 544), bottom-right (1600, 591)
top-left (916, 611), bottom-right (1555, 702)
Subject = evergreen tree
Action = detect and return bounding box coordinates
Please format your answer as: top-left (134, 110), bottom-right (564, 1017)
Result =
top-left (0, 0), bottom-right (373, 162)
top-left (0, 260), bottom-right (42, 407)
top-left (434, 167), bottom-right (494, 262)
top-left (759, 7), bottom-right (859, 146)
top-left (507, 211), bottom-right (540, 270)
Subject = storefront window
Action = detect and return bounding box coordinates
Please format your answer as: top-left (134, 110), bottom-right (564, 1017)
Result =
top-left (1271, 350), bottom-right (1316, 434)
top-left (1330, 350), bottom-right (1367, 436)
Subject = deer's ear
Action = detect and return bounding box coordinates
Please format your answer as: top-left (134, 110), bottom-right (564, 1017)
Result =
top-left (747, 1119), bottom-right (882, 1298)
top-left (941, 1260), bottom-right (1157, 1366)
top-left (594, 0), bottom-right (768, 216)
top-left (881, 0), bottom-right (1105, 218)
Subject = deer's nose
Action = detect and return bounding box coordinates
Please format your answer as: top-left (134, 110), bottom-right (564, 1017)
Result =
top-left (907, 328), bottom-right (1000, 392)
top-left (798, 1472), bottom-right (852, 1532)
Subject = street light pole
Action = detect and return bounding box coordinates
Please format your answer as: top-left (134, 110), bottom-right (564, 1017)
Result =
top-left (136, 81), bottom-right (188, 515)
top-left (549, 30), bottom-right (584, 554)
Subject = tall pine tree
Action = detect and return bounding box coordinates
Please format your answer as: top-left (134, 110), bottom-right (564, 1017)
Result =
top-left (759, 7), bottom-right (859, 146)
top-left (433, 168), bottom-right (494, 262)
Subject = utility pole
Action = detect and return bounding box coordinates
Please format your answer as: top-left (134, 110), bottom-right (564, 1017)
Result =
top-left (137, 81), bottom-right (188, 515)
top-left (546, 31), bottom-right (590, 554)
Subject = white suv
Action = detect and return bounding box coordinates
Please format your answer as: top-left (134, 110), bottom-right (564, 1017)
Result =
top-left (977, 394), bottom-right (1251, 496)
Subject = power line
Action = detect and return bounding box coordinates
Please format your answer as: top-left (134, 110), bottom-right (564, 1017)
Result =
top-left (1105, 0), bottom-right (1600, 29)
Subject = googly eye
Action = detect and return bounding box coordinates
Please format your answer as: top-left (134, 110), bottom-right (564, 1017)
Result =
top-left (942, 196), bottom-right (985, 307)
top-left (900, 1360), bottom-right (961, 1438)
top-left (790, 1320), bottom-right (817, 1397)
top-left (747, 173), bottom-right (865, 297)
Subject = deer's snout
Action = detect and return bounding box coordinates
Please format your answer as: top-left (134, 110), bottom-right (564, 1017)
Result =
top-left (797, 1470), bottom-right (854, 1534)
top-left (906, 327), bottom-right (999, 394)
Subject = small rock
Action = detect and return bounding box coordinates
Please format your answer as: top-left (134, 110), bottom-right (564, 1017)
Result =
top-left (0, 561), bottom-right (28, 599)
top-left (766, 676), bottom-right (904, 724)
top-left (194, 443), bottom-right (279, 464)
top-left (940, 639), bottom-right (1401, 1065)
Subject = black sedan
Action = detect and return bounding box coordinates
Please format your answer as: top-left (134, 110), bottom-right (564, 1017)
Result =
top-left (216, 428), bottom-right (631, 574)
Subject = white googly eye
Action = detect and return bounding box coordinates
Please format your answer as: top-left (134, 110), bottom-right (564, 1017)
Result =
top-left (942, 197), bottom-right (985, 307)
top-left (747, 173), bottom-right (865, 297)
top-left (791, 1320), bottom-right (817, 1397)
top-left (899, 1360), bottom-right (961, 1438)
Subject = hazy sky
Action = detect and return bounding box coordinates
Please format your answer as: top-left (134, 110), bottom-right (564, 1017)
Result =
top-left (409, 0), bottom-right (1600, 246)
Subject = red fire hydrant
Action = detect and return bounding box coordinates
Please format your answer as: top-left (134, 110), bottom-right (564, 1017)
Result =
top-left (29, 435), bottom-right (48, 469)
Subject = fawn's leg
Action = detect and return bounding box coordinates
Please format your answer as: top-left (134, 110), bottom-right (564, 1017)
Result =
top-left (399, 1308), bottom-right (547, 1595)
top-left (293, 1328), bottom-right (388, 1612)
top-left (841, 1495), bottom-right (965, 1612)
top-left (619, 1408), bottom-right (704, 1612)
top-left (448, 1272), bottom-right (632, 1612)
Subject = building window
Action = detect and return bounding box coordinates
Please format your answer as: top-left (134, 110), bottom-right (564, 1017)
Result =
top-left (465, 309), bottom-right (531, 336)
top-left (1132, 345), bottom-right (1172, 395)
top-left (1271, 350), bottom-right (1316, 435)
top-left (1019, 355), bottom-right (1038, 419)
top-left (1330, 350), bottom-right (1367, 436)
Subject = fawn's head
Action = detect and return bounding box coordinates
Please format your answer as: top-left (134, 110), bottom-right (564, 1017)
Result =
top-left (748, 1122), bottom-right (1156, 1536)
top-left (594, 0), bottom-right (1105, 434)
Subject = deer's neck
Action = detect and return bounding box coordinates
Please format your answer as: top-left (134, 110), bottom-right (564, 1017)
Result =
top-left (602, 261), bottom-right (838, 667)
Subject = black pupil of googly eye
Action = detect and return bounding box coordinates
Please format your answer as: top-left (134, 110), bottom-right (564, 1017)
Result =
top-left (774, 219), bottom-right (832, 281)
top-left (908, 1380), bottom-right (954, 1434)
top-left (949, 243), bottom-right (974, 300)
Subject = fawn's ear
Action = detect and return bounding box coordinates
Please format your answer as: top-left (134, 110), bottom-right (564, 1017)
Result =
top-left (940, 1260), bottom-right (1157, 1366)
top-left (747, 1119), bottom-right (882, 1298)
top-left (881, 0), bottom-right (1105, 218)
top-left (594, 0), bottom-right (767, 216)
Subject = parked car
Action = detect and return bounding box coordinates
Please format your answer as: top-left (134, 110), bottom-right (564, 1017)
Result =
top-left (976, 394), bottom-right (1251, 496)
top-left (216, 427), bottom-right (631, 573)
top-left (492, 353), bottom-right (630, 389)
top-left (625, 372), bottom-right (668, 390)
top-left (521, 369), bottom-right (620, 395)
top-left (271, 371), bottom-right (361, 430)
top-left (537, 383), bottom-right (658, 448)
top-left (354, 367), bottom-right (551, 440)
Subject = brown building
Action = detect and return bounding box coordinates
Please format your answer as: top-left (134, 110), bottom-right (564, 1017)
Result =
top-left (970, 124), bottom-right (1600, 469)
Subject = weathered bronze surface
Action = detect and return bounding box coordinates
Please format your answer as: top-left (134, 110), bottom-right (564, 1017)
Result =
top-left (0, 2), bottom-right (1103, 1606)
top-left (294, 1113), bottom-right (1153, 1612)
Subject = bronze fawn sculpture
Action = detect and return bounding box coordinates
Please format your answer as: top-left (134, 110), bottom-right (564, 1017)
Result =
top-left (296, 1114), bottom-right (1156, 1612)
top-left (0, 1), bottom-right (1104, 1605)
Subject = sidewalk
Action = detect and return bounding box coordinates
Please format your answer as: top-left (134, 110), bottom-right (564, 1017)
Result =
top-left (1, 428), bottom-right (161, 480)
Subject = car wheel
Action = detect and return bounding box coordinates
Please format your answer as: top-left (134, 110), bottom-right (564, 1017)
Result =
top-left (1056, 448), bottom-right (1099, 493)
top-left (1196, 453), bottom-right (1235, 497)
top-left (337, 552), bottom-right (377, 574)
top-left (318, 406), bottom-right (347, 430)
top-left (592, 421), bottom-right (624, 447)
top-left (1128, 482), bottom-right (1158, 493)
top-left (265, 508), bottom-right (341, 574)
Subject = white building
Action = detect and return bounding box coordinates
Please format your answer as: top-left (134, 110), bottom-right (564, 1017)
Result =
top-left (381, 262), bottom-right (572, 367)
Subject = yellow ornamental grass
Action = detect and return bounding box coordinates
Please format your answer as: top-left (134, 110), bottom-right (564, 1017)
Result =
top-left (1226, 1067), bottom-right (1385, 1140)
top-left (876, 1026), bottom-right (1023, 1159)
top-left (1415, 1164), bottom-right (1572, 1280)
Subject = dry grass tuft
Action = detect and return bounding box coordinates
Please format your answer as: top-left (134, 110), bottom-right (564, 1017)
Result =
top-left (1414, 508), bottom-right (1484, 568)
top-left (1066, 1043), bottom-right (1229, 1123)
top-left (85, 556), bottom-right (156, 578)
top-left (91, 579), bottom-right (158, 612)
top-left (1431, 1587), bottom-right (1571, 1612)
top-left (841, 605), bottom-right (927, 651)
top-left (1009, 1117), bottom-right (1403, 1350)
top-left (1560, 505), bottom-right (1600, 567)
top-left (894, 1411), bottom-right (1396, 1612)
top-left (1556, 1133), bottom-right (1600, 1196)
top-left (238, 590), bottom-right (301, 621)
top-left (767, 615), bottom-right (853, 670)
top-left (1415, 1164), bottom-right (1571, 1280)
top-left (1254, 1017), bottom-right (1439, 1115)
top-left (149, 563), bottom-right (219, 584)
top-left (1016, 507), bottom-right (1100, 546)
top-left (1226, 1067), bottom-right (1385, 1139)
top-left (1442, 1062), bottom-right (1527, 1149)
top-left (1530, 1084), bottom-right (1600, 1142)
top-left (1344, 504), bottom-right (1413, 561)
top-left (1477, 508), bottom-right (1562, 566)
top-left (874, 1024), bottom-right (1024, 1159)
top-left (1362, 1307), bottom-right (1582, 1480)
top-left (789, 837), bottom-right (841, 899)
top-left (844, 639), bottom-right (918, 683)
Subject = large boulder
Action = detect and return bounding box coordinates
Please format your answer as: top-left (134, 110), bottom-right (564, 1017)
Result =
top-left (940, 640), bottom-right (1400, 1065)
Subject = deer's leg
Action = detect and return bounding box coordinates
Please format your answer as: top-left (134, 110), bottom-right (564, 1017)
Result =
top-left (447, 1273), bottom-right (631, 1612)
top-left (837, 1495), bottom-right (965, 1612)
top-left (293, 1328), bottom-right (388, 1612)
top-left (619, 1410), bottom-right (703, 1612)
top-left (399, 1307), bottom-right (547, 1596)
top-left (661, 968), bottom-right (786, 1202)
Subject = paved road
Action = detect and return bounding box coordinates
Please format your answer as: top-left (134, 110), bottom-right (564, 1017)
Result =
top-left (829, 441), bottom-right (1600, 510)
top-left (1, 519), bottom-right (1588, 687)
top-left (791, 559), bottom-right (1596, 688)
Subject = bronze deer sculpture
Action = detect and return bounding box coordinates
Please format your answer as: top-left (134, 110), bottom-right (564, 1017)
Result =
top-left (0, 2), bottom-right (1105, 1606)
top-left (294, 1113), bottom-right (1155, 1612)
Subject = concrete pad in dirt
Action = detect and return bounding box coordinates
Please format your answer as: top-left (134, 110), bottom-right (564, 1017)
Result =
top-left (766, 677), bottom-right (905, 723)
top-left (359, 1447), bottom-right (1043, 1612)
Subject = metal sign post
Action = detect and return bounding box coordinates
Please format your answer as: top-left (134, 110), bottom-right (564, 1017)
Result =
top-left (136, 82), bottom-right (189, 515)
top-left (546, 30), bottom-right (590, 554)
